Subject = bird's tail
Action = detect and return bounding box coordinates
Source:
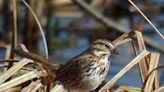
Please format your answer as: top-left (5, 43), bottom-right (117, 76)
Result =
top-left (13, 49), bottom-right (60, 78)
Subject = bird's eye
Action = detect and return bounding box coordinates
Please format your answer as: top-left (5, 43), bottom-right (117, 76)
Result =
top-left (105, 44), bottom-right (110, 49)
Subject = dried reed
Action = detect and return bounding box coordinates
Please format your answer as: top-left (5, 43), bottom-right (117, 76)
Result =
top-left (22, 0), bottom-right (48, 59)
top-left (0, 0), bottom-right (163, 92)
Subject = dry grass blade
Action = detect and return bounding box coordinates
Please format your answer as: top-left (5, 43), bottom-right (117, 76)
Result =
top-left (19, 44), bottom-right (29, 52)
top-left (141, 65), bottom-right (164, 92)
top-left (128, 0), bottom-right (164, 40)
top-left (135, 31), bottom-right (146, 51)
top-left (22, 80), bottom-right (41, 92)
top-left (154, 86), bottom-right (164, 92)
top-left (112, 31), bottom-right (134, 47)
top-left (0, 58), bottom-right (32, 84)
top-left (30, 82), bottom-right (42, 92)
top-left (99, 50), bottom-right (150, 92)
top-left (135, 31), bottom-right (149, 82)
top-left (144, 53), bottom-right (160, 92)
top-left (0, 70), bottom-right (46, 91)
top-left (4, 86), bottom-right (21, 92)
top-left (22, 0), bottom-right (48, 59)
top-left (115, 86), bottom-right (141, 92)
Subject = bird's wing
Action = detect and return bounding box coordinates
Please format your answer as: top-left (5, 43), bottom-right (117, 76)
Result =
top-left (55, 53), bottom-right (97, 81)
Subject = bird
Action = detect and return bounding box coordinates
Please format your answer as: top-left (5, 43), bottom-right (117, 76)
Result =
top-left (13, 39), bottom-right (118, 92)
top-left (55, 39), bottom-right (118, 92)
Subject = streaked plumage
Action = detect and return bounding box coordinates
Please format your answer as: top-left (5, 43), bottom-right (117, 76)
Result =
top-left (56, 39), bottom-right (117, 92)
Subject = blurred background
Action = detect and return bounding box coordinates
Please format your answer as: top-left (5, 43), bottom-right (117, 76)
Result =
top-left (0, 0), bottom-right (164, 87)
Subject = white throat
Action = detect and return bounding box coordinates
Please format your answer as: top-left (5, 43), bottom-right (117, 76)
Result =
top-left (93, 50), bottom-right (110, 57)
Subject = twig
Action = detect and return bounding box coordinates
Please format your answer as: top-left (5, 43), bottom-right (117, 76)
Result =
top-left (22, 0), bottom-right (49, 59)
top-left (128, 0), bottom-right (164, 40)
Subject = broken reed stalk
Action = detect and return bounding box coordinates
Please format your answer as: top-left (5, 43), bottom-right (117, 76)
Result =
top-left (112, 31), bottom-right (135, 47)
top-left (21, 80), bottom-right (41, 92)
top-left (0, 58), bottom-right (32, 84)
top-left (144, 53), bottom-right (159, 92)
top-left (155, 86), bottom-right (164, 92)
top-left (31, 82), bottom-right (42, 92)
top-left (0, 70), bottom-right (46, 91)
top-left (130, 40), bottom-right (147, 86)
top-left (135, 30), bottom-right (160, 90)
top-left (135, 31), bottom-right (149, 82)
top-left (141, 65), bottom-right (164, 92)
top-left (99, 50), bottom-right (150, 92)
top-left (19, 44), bottom-right (29, 52)
top-left (128, 0), bottom-right (164, 40)
top-left (22, 0), bottom-right (48, 59)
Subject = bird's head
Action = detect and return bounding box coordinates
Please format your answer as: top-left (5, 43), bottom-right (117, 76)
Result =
top-left (90, 39), bottom-right (119, 56)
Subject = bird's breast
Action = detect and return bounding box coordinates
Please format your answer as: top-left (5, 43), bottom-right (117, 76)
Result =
top-left (81, 57), bottom-right (110, 90)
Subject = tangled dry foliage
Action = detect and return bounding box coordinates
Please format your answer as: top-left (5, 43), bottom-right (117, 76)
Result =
top-left (0, 0), bottom-right (164, 92)
top-left (0, 30), bottom-right (164, 92)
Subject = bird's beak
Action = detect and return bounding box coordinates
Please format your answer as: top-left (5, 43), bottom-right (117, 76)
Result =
top-left (111, 49), bottom-right (119, 55)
